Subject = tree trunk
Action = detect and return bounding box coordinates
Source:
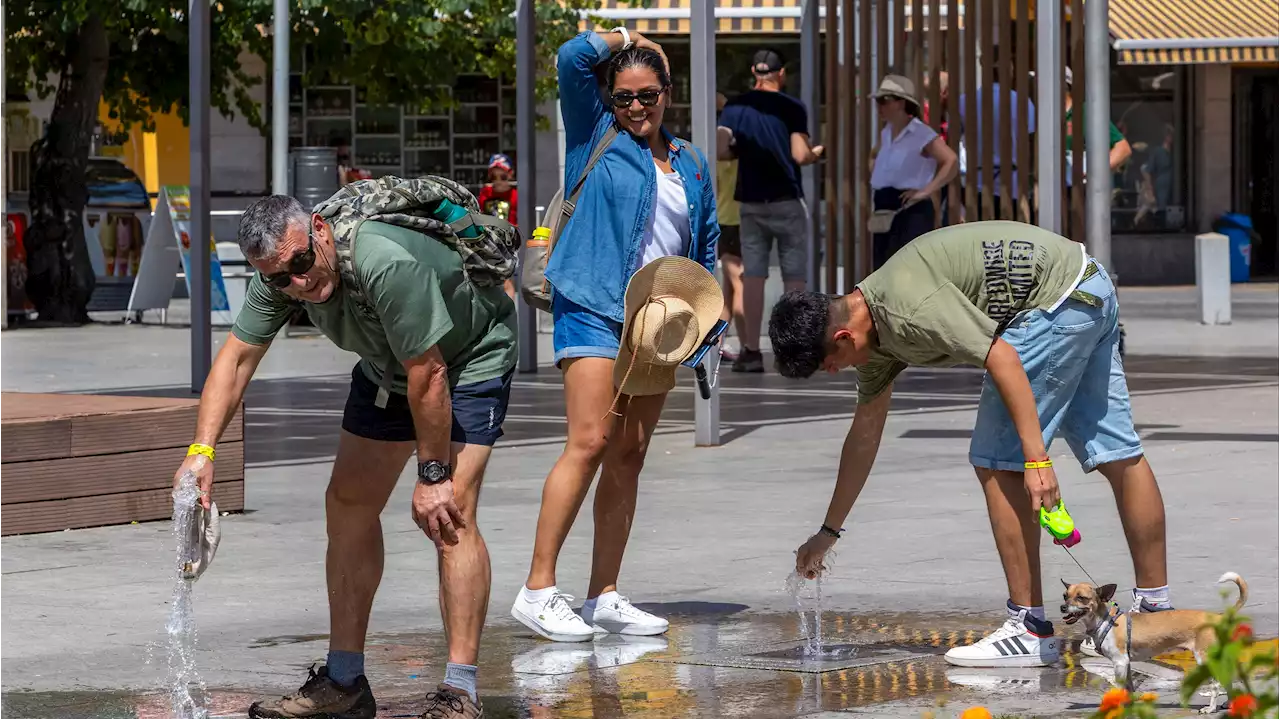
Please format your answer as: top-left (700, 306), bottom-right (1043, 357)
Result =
top-left (24, 14), bottom-right (110, 325)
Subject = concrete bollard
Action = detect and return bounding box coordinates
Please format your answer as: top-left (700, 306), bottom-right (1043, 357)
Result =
top-left (1195, 232), bottom-right (1232, 325)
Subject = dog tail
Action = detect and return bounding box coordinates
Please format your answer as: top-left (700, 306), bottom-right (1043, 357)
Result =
top-left (1217, 571), bottom-right (1248, 610)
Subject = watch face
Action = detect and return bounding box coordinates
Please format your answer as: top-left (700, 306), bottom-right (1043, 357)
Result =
top-left (420, 461), bottom-right (449, 483)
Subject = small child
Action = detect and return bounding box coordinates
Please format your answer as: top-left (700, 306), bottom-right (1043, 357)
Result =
top-left (476, 154), bottom-right (518, 300)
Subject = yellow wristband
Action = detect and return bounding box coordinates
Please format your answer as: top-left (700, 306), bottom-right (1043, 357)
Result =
top-left (1024, 459), bottom-right (1053, 469)
top-left (188, 443), bottom-right (216, 462)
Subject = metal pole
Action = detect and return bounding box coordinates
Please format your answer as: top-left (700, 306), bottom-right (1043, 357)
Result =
top-left (1, 3), bottom-right (8, 329)
top-left (190, 0), bottom-right (212, 392)
top-left (515, 0), bottom-right (539, 373)
top-left (690, 0), bottom-right (720, 447)
top-left (1036, 0), bottom-right (1063, 234)
top-left (801, 0), bottom-right (821, 292)
top-left (1085, 0), bottom-right (1111, 268)
top-left (271, 0), bottom-right (289, 195)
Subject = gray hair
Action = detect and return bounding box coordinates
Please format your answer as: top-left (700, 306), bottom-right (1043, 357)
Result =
top-left (237, 195), bottom-right (310, 260)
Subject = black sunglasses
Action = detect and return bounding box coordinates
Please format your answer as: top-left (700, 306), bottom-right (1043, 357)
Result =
top-left (610, 88), bottom-right (667, 109)
top-left (261, 229), bottom-right (317, 289)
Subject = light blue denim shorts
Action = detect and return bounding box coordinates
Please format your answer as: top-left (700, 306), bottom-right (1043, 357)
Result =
top-left (969, 260), bottom-right (1145, 473)
top-left (551, 292), bottom-right (622, 367)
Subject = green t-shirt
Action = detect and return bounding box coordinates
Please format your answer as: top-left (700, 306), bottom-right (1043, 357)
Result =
top-left (853, 221), bottom-right (1087, 403)
top-left (231, 221), bottom-right (517, 392)
top-left (1064, 105), bottom-right (1124, 153)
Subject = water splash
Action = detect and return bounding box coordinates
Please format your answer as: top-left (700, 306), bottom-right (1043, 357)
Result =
top-left (166, 472), bottom-right (209, 719)
top-left (786, 549), bottom-right (836, 657)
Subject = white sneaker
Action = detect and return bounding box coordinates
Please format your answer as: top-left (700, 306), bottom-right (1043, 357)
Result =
top-left (944, 609), bottom-right (1060, 668)
top-left (592, 635), bottom-right (669, 669)
top-left (511, 586), bottom-right (596, 643)
top-left (945, 667), bottom-right (1050, 692)
top-left (581, 591), bottom-right (670, 636)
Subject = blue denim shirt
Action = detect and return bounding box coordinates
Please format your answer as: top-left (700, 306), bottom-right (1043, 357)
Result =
top-left (546, 32), bottom-right (720, 323)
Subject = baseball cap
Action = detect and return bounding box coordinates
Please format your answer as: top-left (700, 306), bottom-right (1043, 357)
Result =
top-left (488, 153), bottom-right (513, 172)
top-left (752, 49), bottom-right (785, 75)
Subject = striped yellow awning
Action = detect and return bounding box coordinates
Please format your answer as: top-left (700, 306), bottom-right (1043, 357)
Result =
top-left (583, 0), bottom-right (962, 35)
top-left (1109, 0), bottom-right (1279, 64)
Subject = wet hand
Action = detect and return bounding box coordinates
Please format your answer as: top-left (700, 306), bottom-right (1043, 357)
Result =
top-left (412, 480), bottom-right (466, 549)
top-left (173, 453), bottom-right (214, 509)
top-left (795, 533), bottom-right (837, 579)
top-left (1024, 465), bottom-right (1061, 511)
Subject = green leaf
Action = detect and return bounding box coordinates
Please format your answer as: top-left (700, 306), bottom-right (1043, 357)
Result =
top-left (1181, 662), bottom-right (1214, 706)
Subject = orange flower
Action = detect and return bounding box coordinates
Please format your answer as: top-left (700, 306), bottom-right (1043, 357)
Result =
top-left (1103, 710), bottom-right (1124, 719)
top-left (1232, 623), bottom-right (1254, 642)
top-left (1139, 692), bottom-right (1159, 703)
top-left (1100, 687), bottom-right (1131, 711)
top-left (959, 708), bottom-right (993, 719)
top-left (1228, 694), bottom-right (1259, 718)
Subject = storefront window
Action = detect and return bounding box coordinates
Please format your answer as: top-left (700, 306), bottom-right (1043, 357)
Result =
top-left (1111, 65), bottom-right (1186, 232)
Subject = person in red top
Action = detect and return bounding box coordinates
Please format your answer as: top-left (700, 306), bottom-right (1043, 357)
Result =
top-left (476, 153), bottom-right (518, 298)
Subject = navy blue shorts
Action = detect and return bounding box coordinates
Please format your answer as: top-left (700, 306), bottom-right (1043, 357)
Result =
top-left (341, 365), bottom-right (513, 446)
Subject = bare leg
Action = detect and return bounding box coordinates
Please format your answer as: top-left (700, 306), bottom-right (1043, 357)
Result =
top-left (740, 276), bottom-right (767, 350)
top-left (524, 357), bottom-right (616, 590)
top-left (587, 392), bottom-right (668, 598)
top-left (976, 467), bottom-right (1043, 608)
top-left (438, 441), bottom-right (494, 666)
top-left (1096, 455), bottom-right (1168, 589)
top-left (326, 431), bottom-right (414, 653)
top-left (720, 254), bottom-right (749, 343)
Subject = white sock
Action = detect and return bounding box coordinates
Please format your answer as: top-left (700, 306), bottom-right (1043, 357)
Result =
top-left (521, 585), bottom-right (556, 603)
top-left (1011, 603), bottom-right (1047, 622)
top-left (1135, 585), bottom-right (1171, 608)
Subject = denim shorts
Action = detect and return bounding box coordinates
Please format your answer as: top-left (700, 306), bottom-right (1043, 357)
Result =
top-left (552, 293), bottom-right (622, 367)
top-left (969, 261), bottom-right (1144, 473)
top-left (341, 364), bottom-right (512, 446)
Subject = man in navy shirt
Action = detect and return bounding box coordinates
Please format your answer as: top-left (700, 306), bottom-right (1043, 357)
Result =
top-left (718, 49), bottom-right (823, 373)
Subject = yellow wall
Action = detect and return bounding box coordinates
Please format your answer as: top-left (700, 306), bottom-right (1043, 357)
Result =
top-left (97, 100), bottom-right (190, 198)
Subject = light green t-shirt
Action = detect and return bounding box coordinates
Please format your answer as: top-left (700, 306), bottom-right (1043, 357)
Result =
top-left (854, 221), bottom-right (1087, 403)
top-left (231, 221), bottom-right (517, 392)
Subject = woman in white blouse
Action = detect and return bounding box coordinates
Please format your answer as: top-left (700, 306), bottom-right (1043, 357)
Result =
top-left (868, 74), bottom-right (958, 268)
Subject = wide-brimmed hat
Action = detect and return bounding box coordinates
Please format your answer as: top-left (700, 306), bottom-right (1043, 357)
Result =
top-left (614, 256), bottom-right (724, 397)
top-left (873, 74), bottom-right (920, 108)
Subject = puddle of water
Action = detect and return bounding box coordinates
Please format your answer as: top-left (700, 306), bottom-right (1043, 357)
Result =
top-left (784, 549), bottom-right (836, 657)
top-left (165, 472), bottom-right (209, 719)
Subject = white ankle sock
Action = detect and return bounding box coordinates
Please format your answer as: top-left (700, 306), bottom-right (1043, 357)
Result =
top-left (1135, 585), bottom-right (1171, 608)
top-left (522, 585), bottom-right (555, 602)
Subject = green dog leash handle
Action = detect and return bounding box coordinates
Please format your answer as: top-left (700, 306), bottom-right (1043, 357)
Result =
top-left (1039, 502), bottom-right (1082, 547)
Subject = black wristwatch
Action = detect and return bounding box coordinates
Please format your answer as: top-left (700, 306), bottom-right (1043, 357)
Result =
top-left (417, 460), bottom-right (453, 485)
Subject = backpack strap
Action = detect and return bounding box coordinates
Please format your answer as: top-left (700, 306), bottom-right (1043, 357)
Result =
top-left (565, 125), bottom-right (619, 214)
top-left (679, 139), bottom-right (706, 175)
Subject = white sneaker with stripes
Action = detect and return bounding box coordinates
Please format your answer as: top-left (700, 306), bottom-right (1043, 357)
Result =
top-left (944, 608), bottom-right (1061, 668)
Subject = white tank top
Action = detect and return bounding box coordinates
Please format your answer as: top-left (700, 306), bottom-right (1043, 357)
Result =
top-left (635, 160), bottom-right (691, 271)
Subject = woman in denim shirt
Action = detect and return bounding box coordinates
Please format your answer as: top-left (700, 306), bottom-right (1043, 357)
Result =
top-left (511, 29), bottom-right (719, 642)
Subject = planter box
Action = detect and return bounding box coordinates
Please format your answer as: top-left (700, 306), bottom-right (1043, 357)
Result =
top-left (1, 393), bottom-right (244, 535)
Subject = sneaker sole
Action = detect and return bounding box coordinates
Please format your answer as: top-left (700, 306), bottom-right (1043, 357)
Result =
top-left (511, 606), bottom-right (595, 643)
top-left (944, 652), bottom-right (1059, 668)
top-left (249, 707), bottom-right (375, 719)
top-left (591, 619), bottom-right (669, 636)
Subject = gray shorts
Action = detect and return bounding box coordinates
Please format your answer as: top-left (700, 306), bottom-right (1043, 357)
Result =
top-left (739, 199), bottom-right (809, 281)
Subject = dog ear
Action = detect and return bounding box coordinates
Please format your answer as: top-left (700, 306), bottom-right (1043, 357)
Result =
top-left (1061, 578), bottom-right (1071, 589)
top-left (1098, 583), bottom-right (1117, 603)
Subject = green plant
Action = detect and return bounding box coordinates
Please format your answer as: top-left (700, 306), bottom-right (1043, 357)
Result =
top-left (1180, 604), bottom-right (1278, 718)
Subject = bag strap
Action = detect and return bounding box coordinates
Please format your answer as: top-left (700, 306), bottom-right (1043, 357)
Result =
top-left (565, 125), bottom-right (620, 212)
top-left (681, 139), bottom-right (705, 175)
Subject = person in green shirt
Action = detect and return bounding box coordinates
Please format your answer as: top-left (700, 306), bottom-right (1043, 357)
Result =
top-left (171, 195), bottom-right (516, 719)
top-left (769, 221), bottom-right (1172, 669)
top-left (1064, 67), bottom-right (1132, 185)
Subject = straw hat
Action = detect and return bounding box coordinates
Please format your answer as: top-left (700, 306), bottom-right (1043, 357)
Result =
top-left (873, 74), bottom-right (920, 108)
top-left (614, 256), bottom-right (724, 397)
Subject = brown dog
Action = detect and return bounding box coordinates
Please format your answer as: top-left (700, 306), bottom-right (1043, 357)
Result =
top-left (1060, 572), bottom-right (1248, 714)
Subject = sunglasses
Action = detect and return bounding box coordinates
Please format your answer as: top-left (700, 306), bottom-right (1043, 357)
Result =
top-left (610, 88), bottom-right (667, 109)
top-left (261, 229), bottom-right (317, 289)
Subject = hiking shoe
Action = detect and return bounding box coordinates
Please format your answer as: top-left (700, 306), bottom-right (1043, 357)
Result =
top-left (581, 592), bottom-right (669, 636)
top-left (1080, 599), bottom-right (1173, 657)
top-left (944, 602), bottom-right (1060, 668)
top-left (248, 665), bottom-right (375, 719)
top-left (511, 586), bottom-right (595, 642)
top-left (419, 685), bottom-right (482, 719)
top-left (732, 348), bottom-right (765, 373)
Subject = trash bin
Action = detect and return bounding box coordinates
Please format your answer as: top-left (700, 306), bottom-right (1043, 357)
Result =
top-left (1214, 213), bottom-right (1255, 283)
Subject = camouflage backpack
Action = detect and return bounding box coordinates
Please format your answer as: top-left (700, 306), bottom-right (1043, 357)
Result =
top-left (313, 175), bottom-right (520, 322)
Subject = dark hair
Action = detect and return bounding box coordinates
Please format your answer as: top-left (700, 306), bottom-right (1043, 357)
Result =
top-left (607, 47), bottom-right (671, 92)
top-left (768, 291), bottom-right (834, 379)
